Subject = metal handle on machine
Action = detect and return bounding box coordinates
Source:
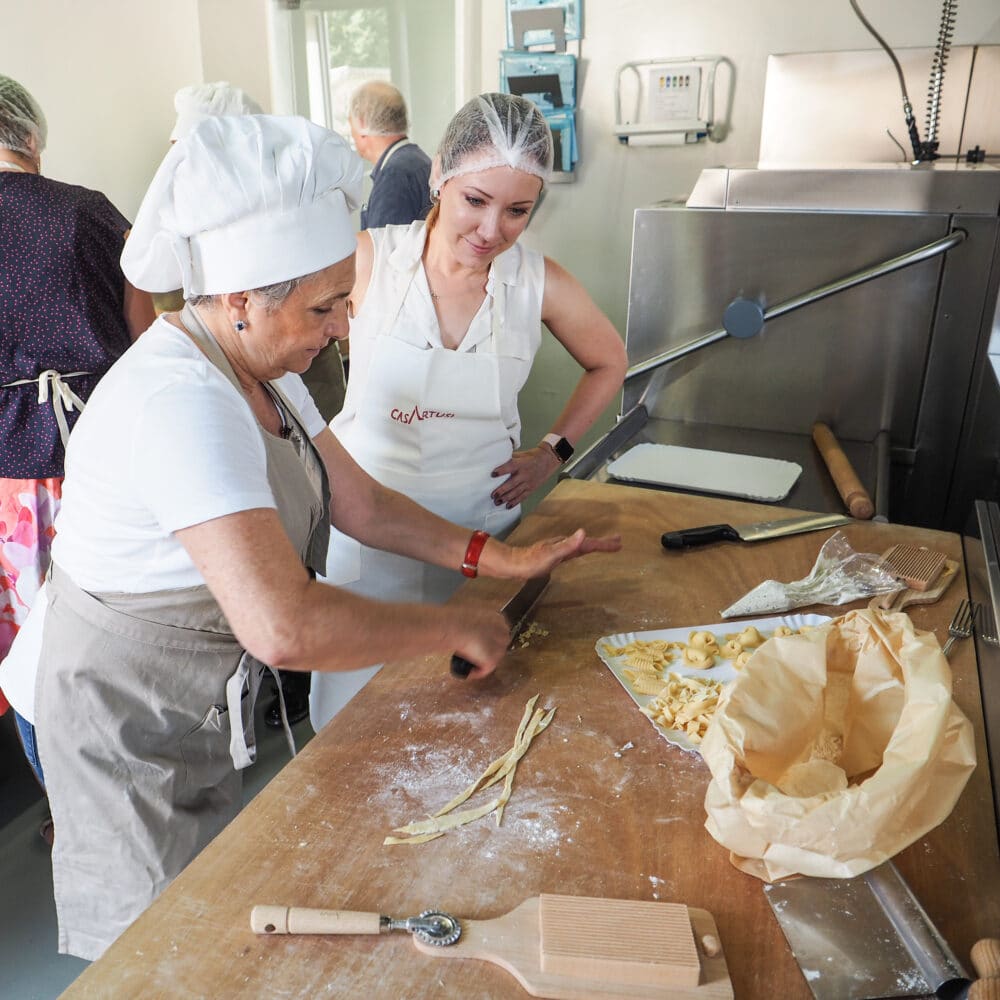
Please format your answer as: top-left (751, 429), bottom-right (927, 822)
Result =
top-left (561, 402), bottom-right (649, 480)
top-left (624, 228), bottom-right (968, 382)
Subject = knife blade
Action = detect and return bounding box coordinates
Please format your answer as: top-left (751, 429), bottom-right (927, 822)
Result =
top-left (661, 512), bottom-right (851, 550)
top-left (450, 574), bottom-right (551, 678)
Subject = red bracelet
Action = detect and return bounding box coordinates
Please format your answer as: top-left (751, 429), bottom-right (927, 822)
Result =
top-left (461, 530), bottom-right (490, 578)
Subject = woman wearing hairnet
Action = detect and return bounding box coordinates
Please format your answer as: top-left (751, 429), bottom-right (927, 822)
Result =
top-left (312, 94), bottom-right (627, 729)
top-left (5, 114), bottom-right (617, 960)
top-left (0, 76), bottom-right (154, 792)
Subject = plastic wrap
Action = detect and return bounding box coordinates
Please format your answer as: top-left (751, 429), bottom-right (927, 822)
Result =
top-left (721, 532), bottom-right (900, 619)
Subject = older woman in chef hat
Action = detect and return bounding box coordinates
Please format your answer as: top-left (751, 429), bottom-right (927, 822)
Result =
top-left (22, 115), bottom-right (617, 961)
top-left (311, 93), bottom-right (627, 729)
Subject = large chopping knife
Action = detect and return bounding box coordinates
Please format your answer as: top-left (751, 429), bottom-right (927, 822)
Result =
top-left (451, 574), bottom-right (550, 678)
top-left (661, 512), bottom-right (851, 550)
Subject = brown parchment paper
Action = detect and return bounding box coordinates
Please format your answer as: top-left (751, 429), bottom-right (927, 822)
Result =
top-left (701, 609), bottom-right (976, 881)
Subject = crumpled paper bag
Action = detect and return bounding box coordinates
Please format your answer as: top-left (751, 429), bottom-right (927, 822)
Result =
top-left (701, 609), bottom-right (976, 881)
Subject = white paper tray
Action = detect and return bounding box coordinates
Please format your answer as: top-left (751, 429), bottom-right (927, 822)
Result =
top-left (606, 443), bottom-right (802, 502)
top-left (596, 613), bottom-right (831, 755)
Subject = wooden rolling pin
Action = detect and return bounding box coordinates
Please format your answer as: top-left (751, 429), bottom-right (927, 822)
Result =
top-left (970, 937), bottom-right (1000, 999)
top-left (811, 422), bottom-right (875, 520)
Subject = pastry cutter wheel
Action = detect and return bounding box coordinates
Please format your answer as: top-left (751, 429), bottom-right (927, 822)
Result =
top-left (250, 905), bottom-right (462, 946)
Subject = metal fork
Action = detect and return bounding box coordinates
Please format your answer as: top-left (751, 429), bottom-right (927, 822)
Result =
top-left (941, 600), bottom-right (982, 656)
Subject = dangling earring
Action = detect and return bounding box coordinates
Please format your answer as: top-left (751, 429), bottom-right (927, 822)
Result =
top-left (235, 320), bottom-right (247, 332)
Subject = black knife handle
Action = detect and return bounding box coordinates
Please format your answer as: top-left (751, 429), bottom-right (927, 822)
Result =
top-left (661, 524), bottom-right (741, 550)
top-left (450, 654), bottom-right (475, 679)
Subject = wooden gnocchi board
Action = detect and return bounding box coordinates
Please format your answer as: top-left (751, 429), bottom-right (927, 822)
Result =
top-left (412, 895), bottom-right (733, 999)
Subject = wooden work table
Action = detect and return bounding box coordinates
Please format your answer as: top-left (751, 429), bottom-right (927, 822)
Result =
top-left (62, 480), bottom-right (1000, 999)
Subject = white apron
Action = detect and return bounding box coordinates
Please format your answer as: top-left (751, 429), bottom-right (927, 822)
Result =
top-left (36, 305), bottom-right (329, 960)
top-left (312, 227), bottom-right (541, 729)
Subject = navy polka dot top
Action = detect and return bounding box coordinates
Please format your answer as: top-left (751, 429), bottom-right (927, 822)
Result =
top-left (1, 172), bottom-right (133, 478)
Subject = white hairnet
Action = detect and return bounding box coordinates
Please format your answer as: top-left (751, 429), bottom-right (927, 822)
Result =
top-left (170, 81), bottom-right (263, 142)
top-left (435, 93), bottom-right (552, 189)
top-left (0, 75), bottom-right (47, 158)
top-left (122, 115), bottom-right (364, 297)
top-left (348, 80), bottom-right (408, 137)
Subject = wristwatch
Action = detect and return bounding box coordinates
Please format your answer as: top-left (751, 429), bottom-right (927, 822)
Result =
top-left (542, 433), bottom-right (574, 464)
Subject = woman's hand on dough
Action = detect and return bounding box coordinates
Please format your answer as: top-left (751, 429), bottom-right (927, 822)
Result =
top-left (484, 528), bottom-right (622, 581)
top-left (490, 447), bottom-right (560, 509)
top-left (447, 607), bottom-right (512, 679)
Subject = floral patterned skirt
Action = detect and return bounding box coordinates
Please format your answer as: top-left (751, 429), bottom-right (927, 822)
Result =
top-left (0, 477), bottom-right (61, 714)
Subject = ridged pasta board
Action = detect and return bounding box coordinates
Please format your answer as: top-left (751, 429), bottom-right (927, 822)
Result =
top-left (412, 894), bottom-right (734, 999)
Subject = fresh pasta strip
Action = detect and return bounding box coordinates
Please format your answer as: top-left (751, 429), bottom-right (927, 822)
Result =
top-left (391, 795), bottom-right (505, 837)
top-left (383, 696), bottom-right (555, 846)
top-left (382, 831), bottom-right (444, 846)
top-left (434, 699), bottom-right (555, 813)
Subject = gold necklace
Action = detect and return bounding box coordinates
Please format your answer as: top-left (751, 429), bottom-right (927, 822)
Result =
top-left (424, 268), bottom-right (486, 301)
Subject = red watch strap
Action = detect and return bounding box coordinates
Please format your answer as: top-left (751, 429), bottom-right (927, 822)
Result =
top-left (461, 530), bottom-right (490, 578)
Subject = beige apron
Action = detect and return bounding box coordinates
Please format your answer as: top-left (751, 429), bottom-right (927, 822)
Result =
top-left (36, 304), bottom-right (329, 960)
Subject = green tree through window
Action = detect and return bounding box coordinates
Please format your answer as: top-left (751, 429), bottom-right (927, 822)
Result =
top-left (326, 8), bottom-right (389, 68)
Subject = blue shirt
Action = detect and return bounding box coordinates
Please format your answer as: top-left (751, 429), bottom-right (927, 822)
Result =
top-left (360, 139), bottom-right (432, 230)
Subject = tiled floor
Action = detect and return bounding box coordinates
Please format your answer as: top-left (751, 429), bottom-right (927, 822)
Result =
top-left (0, 700), bottom-right (314, 999)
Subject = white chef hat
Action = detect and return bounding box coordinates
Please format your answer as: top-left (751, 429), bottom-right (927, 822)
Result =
top-left (170, 81), bottom-right (263, 142)
top-left (122, 115), bottom-right (363, 297)
top-left (433, 93), bottom-right (552, 190)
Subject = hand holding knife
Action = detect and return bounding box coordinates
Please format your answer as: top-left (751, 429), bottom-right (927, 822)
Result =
top-left (451, 574), bottom-right (550, 678)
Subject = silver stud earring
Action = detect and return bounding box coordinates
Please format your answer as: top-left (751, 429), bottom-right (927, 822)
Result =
top-left (235, 320), bottom-right (247, 332)
top-left (431, 188), bottom-right (440, 202)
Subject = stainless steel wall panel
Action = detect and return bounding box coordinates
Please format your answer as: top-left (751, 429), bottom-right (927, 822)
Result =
top-left (687, 164), bottom-right (1000, 216)
top-left (624, 208), bottom-right (946, 446)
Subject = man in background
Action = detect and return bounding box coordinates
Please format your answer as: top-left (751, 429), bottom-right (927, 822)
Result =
top-left (349, 80), bottom-right (431, 229)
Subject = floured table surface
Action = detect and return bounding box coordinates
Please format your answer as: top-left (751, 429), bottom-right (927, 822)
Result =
top-left (62, 480), bottom-right (1000, 999)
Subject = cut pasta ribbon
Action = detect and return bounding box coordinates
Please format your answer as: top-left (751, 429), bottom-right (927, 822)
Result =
top-left (383, 694), bottom-right (556, 846)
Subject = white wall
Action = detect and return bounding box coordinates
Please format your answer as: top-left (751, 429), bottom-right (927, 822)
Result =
top-left (1, 0), bottom-right (204, 219)
top-left (0, 0), bottom-right (277, 221)
top-left (197, 0), bottom-right (273, 113)
top-left (475, 0), bottom-right (1000, 458)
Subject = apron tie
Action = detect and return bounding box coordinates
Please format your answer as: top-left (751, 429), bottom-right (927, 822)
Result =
top-left (1, 370), bottom-right (91, 447)
top-left (225, 653), bottom-right (297, 768)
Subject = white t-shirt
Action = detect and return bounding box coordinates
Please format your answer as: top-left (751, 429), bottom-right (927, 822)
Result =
top-left (0, 317), bottom-right (325, 722)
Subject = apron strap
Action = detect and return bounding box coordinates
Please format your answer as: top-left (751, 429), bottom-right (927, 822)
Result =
top-left (0, 370), bottom-right (92, 447)
top-left (225, 653), bottom-right (296, 768)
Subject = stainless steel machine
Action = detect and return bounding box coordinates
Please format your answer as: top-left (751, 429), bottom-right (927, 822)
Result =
top-left (565, 161), bottom-right (1000, 830)
top-left (566, 162), bottom-right (1000, 532)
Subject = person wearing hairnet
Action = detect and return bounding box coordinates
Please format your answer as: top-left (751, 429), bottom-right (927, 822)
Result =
top-left (310, 94), bottom-right (628, 730)
top-left (1, 114), bottom-right (618, 960)
top-left (349, 80), bottom-right (432, 229)
top-left (0, 76), bottom-right (154, 817)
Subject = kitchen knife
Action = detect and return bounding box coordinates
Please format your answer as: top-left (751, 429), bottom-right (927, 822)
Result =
top-left (661, 512), bottom-right (851, 550)
top-left (451, 574), bottom-right (551, 678)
